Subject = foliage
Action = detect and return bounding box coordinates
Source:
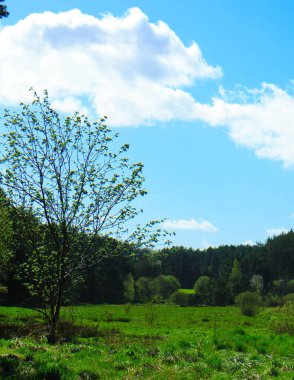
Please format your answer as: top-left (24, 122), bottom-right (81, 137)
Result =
top-left (152, 274), bottom-right (180, 299)
top-left (250, 274), bottom-right (264, 294)
top-left (2, 223), bottom-right (294, 307)
top-left (123, 302), bottom-right (132, 316)
top-left (229, 259), bottom-right (242, 291)
top-left (272, 278), bottom-right (287, 296)
top-left (178, 288), bottom-right (195, 294)
top-left (135, 274), bottom-right (179, 303)
top-left (135, 276), bottom-right (155, 303)
top-left (123, 273), bottom-right (134, 303)
top-left (144, 301), bottom-right (158, 326)
top-left (0, 202), bottom-right (13, 283)
top-left (0, 286), bottom-right (8, 295)
top-left (170, 290), bottom-right (198, 306)
top-left (0, 0), bottom-right (8, 19)
top-left (269, 301), bottom-right (294, 336)
top-left (284, 293), bottom-right (294, 303)
top-left (264, 293), bottom-right (284, 307)
top-left (266, 231), bottom-right (294, 282)
top-left (0, 90), bottom-right (166, 342)
top-left (287, 279), bottom-right (294, 293)
top-left (194, 275), bottom-right (213, 305)
top-left (235, 291), bottom-right (262, 316)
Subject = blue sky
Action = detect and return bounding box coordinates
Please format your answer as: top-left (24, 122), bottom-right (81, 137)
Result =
top-left (1, 1), bottom-right (294, 248)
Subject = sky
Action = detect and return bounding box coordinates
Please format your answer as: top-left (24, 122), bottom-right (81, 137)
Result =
top-left (1, 0), bottom-right (294, 249)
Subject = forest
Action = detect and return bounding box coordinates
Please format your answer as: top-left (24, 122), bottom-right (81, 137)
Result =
top-left (1, 195), bottom-right (294, 308)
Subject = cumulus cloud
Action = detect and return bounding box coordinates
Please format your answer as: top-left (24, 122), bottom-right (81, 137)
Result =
top-left (0, 7), bottom-right (221, 126)
top-left (1, 7), bottom-right (294, 167)
top-left (162, 218), bottom-right (218, 232)
top-left (195, 84), bottom-right (294, 167)
top-left (266, 228), bottom-right (290, 237)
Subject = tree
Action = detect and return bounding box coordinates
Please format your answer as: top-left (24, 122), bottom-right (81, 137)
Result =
top-left (153, 274), bottom-right (180, 299)
top-left (194, 275), bottom-right (213, 305)
top-left (0, 0), bottom-right (9, 18)
top-left (135, 276), bottom-right (155, 302)
top-left (272, 279), bottom-right (286, 296)
top-left (0, 193), bottom-right (13, 285)
top-left (235, 291), bottom-right (262, 316)
top-left (287, 279), bottom-right (294, 294)
top-left (123, 273), bottom-right (135, 303)
top-left (0, 90), bottom-right (165, 343)
top-left (229, 258), bottom-right (243, 297)
top-left (250, 274), bottom-right (264, 294)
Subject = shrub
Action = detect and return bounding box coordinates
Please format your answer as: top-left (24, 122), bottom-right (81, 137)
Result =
top-left (153, 275), bottom-right (180, 299)
top-left (264, 293), bottom-right (284, 307)
top-left (135, 275), bottom-right (180, 302)
top-left (123, 273), bottom-right (135, 303)
top-left (135, 277), bottom-right (155, 303)
top-left (250, 275), bottom-right (264, 294)
top-left (144, 302), bottom-right (158, 325)
top-left (124, 302), bottom-right (133, 316)
top-left (287, 279), bottom-right (294, 293)
top-left (283, 293), bottom-right (294, 303)
top-left (194, 276), bottom-right (212, 305)
top-left (170, 291), bottom-right (189, 306)
top-left (235, 291), bottom-right (262, 316)
top-left (0, 286), bottom-right (8, 294)
top-left (170, 291), bottom-right (198, 306)
top-left (269, 301), bottom-right (294, 335)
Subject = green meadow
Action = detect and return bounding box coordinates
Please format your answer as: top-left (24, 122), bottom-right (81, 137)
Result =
top-left (178, 289), bottom-right (196, 294)
top-left (0, 305), bottom-right (293, 379)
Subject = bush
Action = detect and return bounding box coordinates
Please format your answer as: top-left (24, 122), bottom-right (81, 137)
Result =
top-left (144, 302), bottom-right (158, 326)
top-left (269, 301), bottom-right (294, 335)
top-left (283, 293), bottom-right (294, 303)
top-left (153, 275), bottom-right (180, 299)
top-left (194, 276), bottom-right (212, 305)
top-left (287, 279), bottom-right (294, 293)
top-left (170, 291), bottom-right (199, 306)
top-left (264, 293), bottom-right (284, 307)
top-left (235, 291), bottom-right (262, 316)
top-left (135, 275), bottom-right (180, 303)
top-left (0, 286), bottom-right (8, 294)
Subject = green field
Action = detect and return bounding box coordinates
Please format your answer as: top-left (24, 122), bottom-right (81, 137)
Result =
top-left (0, 305), bottom-right (293, 379)
top-left (178, 288), bottom-right (195, 294)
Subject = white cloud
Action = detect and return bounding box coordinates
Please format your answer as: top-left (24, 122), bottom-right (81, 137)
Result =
top-left (201, 239), bottom-right (218, 249)
top-left (266, 228), bottom-right (290, 237)
top-left (162, 218), bottom-right (218, 232)
top-left (194, 83), bottom-right (294, 167)
top-left (1, 8), bottom-right (294, 167)
top-left (242, 240), bottom-right (255, 246)
top-left (0, 7), bottom-right (221, 126)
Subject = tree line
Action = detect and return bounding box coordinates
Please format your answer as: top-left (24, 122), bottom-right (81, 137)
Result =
top-left (1, 200), bottom-right (293, 307)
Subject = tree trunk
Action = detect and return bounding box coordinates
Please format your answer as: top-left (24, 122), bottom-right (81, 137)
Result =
top-left (47, 320), bottom-right (58, 344)
top-left (47, 285), bottom-right (63, 344)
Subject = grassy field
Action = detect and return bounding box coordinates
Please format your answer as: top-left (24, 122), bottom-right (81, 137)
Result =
top-left (0, 304), bottom-right (293, 379)
top-left (178, 288), bottom-right (195, 294)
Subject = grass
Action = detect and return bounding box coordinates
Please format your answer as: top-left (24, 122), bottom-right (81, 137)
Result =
top-left (0, 305), bottom-right (293, 379)
top-left (178, 288), bottom-right (195, 294)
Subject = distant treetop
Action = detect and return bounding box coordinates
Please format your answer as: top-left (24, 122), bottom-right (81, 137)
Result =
top-left (0, 0), bottom-right (9, 19)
